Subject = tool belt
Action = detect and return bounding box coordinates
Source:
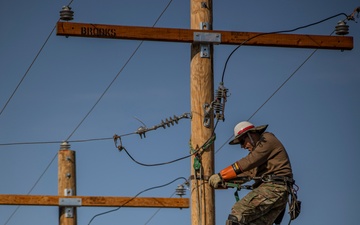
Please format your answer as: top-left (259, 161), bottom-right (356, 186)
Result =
top-left (225, 175), bottom-right (301, 222)
top-left (261, 174), bottom-right (294, 185)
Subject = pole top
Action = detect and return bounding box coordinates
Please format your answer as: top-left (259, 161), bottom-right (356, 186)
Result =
top-left (60, 141), bottom-right (71, 150)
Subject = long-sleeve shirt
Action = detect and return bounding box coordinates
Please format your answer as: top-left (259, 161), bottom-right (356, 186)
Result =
top-left (235, 132), bottom-right (293, 179)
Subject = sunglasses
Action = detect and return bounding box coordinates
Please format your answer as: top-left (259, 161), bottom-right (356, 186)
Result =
top-left (239, 136), bottom-right (247, 145)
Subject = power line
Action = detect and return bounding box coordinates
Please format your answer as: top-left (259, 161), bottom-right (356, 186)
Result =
top-left (214, 13), bottom-right (351, 154)
top-left (87, 176), bottom-right (188, 225)
top-left (0, 0), bottom-right (75, 118)
top-left (119, 146), bottom-right (193, 167)
top-left (1, 1), bottom-right (76, 224)
top-left (3, 152), bottom-right (58, 225)
top-left (220, 12), bottom-right (348, 84)
top-left (65, 0), bottom-right (175, 141)
top-left (143, 191), bottom-right (177, 225)
top-left (247, 48), bottom-right (319, 121)
top-left (215, 48), bottom-right (320, 155)
top-left (0, 137), bottom-right (115, 147)
top-left (2, 2), bottom-right (175, 224)
top-left (0, 28), bottom-right (55, 117)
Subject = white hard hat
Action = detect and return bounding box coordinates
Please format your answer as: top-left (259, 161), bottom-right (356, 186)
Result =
top-left (229, 121), bottom-right (268, 145)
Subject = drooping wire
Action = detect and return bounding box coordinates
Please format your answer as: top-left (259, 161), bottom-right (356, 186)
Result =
top-left (215, 48), bottom-right (322, 154)
top-left (87, 176), bottom-right (188, 225)
top-left (119, 146), bottom-right (193, 167)
top-left (211, 14), bottom-right (353, 157)
top-left (220, 12), bottom-right (348, 84)
top-left (215, 12), bottom-right (351, 154)
top-left (65, 0), bottom-right (174, 141)
top-left (114, 131), bottom-right (197, 166)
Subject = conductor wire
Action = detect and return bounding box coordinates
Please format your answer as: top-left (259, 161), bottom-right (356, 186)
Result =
top-left (0, 0), bottom-right (75, 117)
top-left (65, 0), bottom-right (174, 141)
top-left (87, 176), bottom-right (188, 225)
top-left (221, 12), bottom-right (348, 84)
top-left (119, 146), bottom-right (194, 166)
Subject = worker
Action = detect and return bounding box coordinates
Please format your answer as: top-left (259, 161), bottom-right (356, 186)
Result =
top-left (209, 121), bottom-right (294, 225)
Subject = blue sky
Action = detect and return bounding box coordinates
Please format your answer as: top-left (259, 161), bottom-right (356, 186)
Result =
top-left (0, 0), bottom-right (359, 225)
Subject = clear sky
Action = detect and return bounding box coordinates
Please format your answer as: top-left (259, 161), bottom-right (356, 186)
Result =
top-left (0, 0), bottom-right (359, 225)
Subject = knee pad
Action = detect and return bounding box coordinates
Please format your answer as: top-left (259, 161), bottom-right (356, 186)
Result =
top-left (226, 214), bottom-right (240, 225)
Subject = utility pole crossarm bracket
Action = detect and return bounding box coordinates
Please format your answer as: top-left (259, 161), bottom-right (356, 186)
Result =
top-left (193, 32), bottom-right (221, 44)
top-left (59, 198), bottom-right (82, 206)
top-left (56, 22), bottom-right (353, 50)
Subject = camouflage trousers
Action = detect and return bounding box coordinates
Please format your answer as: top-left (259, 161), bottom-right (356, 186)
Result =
top-left (230, 182), bottom-right (288, 225)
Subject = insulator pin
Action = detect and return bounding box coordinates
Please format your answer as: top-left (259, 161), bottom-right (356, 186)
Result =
top-left (176, 184), bottom-right (186, 197)
top-left (60, 6), bottom-right (74, 21)
top-left (335, 20), bottom-right (349, 35)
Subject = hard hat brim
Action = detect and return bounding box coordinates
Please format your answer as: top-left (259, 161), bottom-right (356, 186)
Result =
top-left (228, 124), bottom-right (268, 145)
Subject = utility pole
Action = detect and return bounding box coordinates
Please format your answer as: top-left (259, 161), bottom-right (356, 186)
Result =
top-left (58, 142), bottom-right (77, 225)
top-left (0, 142), bottom-right (188, 224)
top-left (190, 1), bottom-right (215, 225)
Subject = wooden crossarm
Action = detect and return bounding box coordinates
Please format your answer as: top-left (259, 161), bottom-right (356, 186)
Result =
top-left (0, 194), bottom-right (189, 208)
top-left (57, 21), bottom-right (353, 50)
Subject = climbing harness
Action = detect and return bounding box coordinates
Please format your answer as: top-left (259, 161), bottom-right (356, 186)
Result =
top-left (222, 175), bottom-right (301, 225)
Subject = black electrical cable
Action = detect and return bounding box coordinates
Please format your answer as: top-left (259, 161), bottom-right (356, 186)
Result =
top-left (220, 12), bottom-right (348, 84)
top-left (215, 12), bottom-right (351, 155)
top-left (121, 147), bottom-right (193, 166)
top-left (87, 176), bottom-right (188, 225)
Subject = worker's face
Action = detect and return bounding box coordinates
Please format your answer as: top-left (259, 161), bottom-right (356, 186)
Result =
top-left (239, 135), bottom-right (254, 151)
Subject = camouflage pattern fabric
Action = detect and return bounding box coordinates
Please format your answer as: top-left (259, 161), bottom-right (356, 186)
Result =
top-left (231, 182), bottom-right (288, 225)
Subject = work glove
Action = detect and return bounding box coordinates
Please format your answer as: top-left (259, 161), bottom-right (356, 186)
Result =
top-left (208, 173), bottom-right (222, 188)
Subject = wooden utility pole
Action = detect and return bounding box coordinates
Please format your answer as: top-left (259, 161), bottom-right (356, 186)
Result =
top-left (58, 142), bottom-right (77, 225)
top-left (190, 1), bottom-right (215, 225)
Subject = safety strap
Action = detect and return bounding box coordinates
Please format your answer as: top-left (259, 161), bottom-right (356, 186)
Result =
top-left (225, 175), bottom-right (301, 224)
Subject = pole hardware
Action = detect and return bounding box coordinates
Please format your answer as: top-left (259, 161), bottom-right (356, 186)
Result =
top-left (194, 22), bottom-right (221, 58)
top-left (203, 103), bottom-right (211, 128)
top-left (65, 207), bottom-right (74, 218)
top-left (193, 32), bottom-right (221, 44)
top-left (63, 188), bottom-right (75, 218)
top-left (59, 198), bottom-right (82, 207)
